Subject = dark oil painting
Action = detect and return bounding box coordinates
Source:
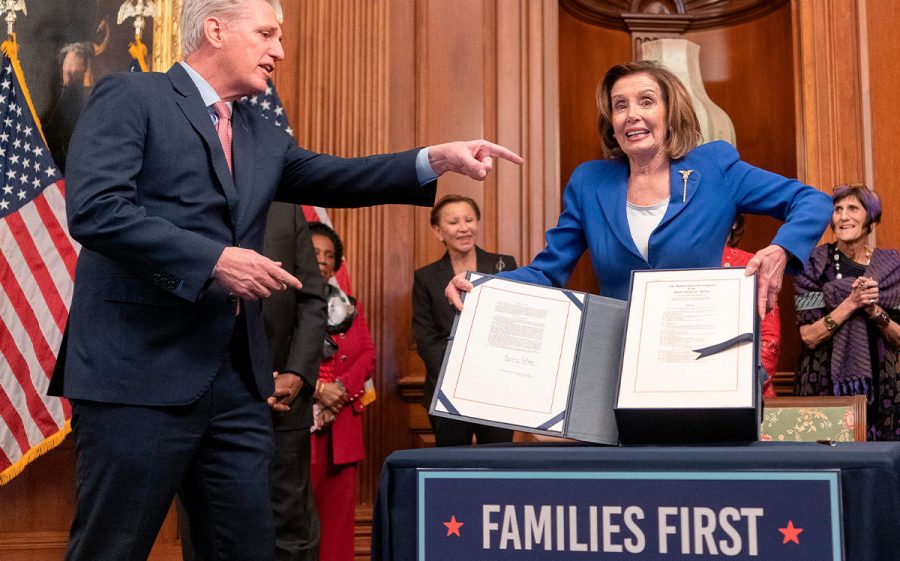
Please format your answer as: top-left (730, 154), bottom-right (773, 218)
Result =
top-left (12, 0), bottom-right (153, 172)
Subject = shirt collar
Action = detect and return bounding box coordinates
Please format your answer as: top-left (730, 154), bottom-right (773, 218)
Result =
top-left (179, 61), bottom-right (233, 112)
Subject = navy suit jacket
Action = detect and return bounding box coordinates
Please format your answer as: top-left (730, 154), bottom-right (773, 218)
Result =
top-left (50, 64), bottom-right (434, 406)
top-left (502, 141), bottom-right (832, 300)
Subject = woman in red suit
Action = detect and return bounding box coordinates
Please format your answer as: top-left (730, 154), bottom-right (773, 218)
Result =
top-left (309, 222), bottom-right (375, 561)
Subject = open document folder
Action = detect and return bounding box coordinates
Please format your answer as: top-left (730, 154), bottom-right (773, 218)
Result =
top-left (429, 269), bottom-right (759, 445)
top-left (429, 273), bottom-right (627, 444)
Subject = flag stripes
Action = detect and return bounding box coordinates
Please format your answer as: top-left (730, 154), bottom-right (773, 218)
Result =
top-left (0, 37), bottom-right (77, 485)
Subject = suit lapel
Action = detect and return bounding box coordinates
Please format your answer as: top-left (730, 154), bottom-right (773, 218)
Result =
top-left (436, 252), bottom-right (454, 280)
top-left (595, 164), bottom-right (644, 261)
top-left (475, 246), bottom-right (509, 274)
top-left (167, 65), bottom-right (239, 227)
top-left (231, 104), bottom-right (255, 232)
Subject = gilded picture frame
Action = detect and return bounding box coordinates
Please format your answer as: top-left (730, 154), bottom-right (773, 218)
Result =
top-left (152, 0), bottom-right (182, 70)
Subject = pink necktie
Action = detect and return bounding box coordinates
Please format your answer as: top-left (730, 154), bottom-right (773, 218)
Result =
top-left (213, 101), bottom-right (239, 315)
top-left (212, 101), bottom-right (233, 173)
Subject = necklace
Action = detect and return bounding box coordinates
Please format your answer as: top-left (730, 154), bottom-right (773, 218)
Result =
top-left (834, 244), bottom-right (871, 279)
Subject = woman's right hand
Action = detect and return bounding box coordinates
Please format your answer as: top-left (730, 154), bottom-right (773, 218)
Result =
top-left (848, 276), bottom-right (879, 311)
top-left (445, 271), bottom-right (473, 311)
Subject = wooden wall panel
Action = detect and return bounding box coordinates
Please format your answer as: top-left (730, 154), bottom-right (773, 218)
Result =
top-left (866, 0), bottom-right (900, 252)
top-left (792, 0), bottom-right (866, 190)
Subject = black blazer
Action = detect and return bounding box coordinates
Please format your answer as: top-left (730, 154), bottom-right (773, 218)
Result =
top-left (263, 203), bottom-right (326, 431)
top-left (51, 64), bottom-right (434, 406)
top-left (413, 247), bottom-right (516, 408)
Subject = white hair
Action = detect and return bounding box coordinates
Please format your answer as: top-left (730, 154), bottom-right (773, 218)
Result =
top-left (180, 0), bottom-right (281, 56)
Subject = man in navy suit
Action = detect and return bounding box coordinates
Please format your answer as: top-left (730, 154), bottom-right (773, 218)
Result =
top-left (50, 0), bottom-right (522, 559)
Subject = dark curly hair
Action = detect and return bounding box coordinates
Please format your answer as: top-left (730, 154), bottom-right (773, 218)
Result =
top-left (309, 221), bottom-right (344, 273)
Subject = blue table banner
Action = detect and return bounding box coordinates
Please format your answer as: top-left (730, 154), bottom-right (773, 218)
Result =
top-left (418, 469), bottom-right (842, 561)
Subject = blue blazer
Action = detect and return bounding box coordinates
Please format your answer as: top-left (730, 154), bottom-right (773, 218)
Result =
top-left (50, 64), bottom-right (434, 406)
top-left (502, 141), bottom-right (832, 300)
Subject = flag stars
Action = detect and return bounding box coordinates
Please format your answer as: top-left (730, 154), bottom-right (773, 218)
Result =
top-left (8, 153), bottom-right (18, 165)
top-left (31, 177), bottom-right (40, 189)
top-left (6, 169), bottom-right (16, 180)
top-left (12, 138), bottom-right (21, 150)
top-left (0, 79), bottom-right (9, 89)
top-left (2, 184), bottom-right (11, 194)
top-left (44, 165), bottom-right (55, 177)
top-left (274, 106), bottom-right (284, 116)
top-left (260, 99), bottom-right (271, 111)
top-left (33, 145), bottom-right (42, 157)
top-left (22, 125), bottom-right (31, 137)
top-left (0, 199), bottom-right (8, 210)
top-left (16, 189), bottom-right (25, 200)
top-left (0, 132), bottom-right (8, 143)
top-left (4, 117), bottom-right (12, 128)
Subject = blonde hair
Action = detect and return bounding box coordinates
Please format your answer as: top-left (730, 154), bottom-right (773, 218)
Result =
top-left (596, 60), bottom-right (701, 160)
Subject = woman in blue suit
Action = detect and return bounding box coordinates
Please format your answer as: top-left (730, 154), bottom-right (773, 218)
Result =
top-left (447, 60), bottom-right (832, 315)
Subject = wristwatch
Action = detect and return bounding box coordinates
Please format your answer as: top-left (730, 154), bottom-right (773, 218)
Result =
top-left (823, 314), bottom-right (837, 332)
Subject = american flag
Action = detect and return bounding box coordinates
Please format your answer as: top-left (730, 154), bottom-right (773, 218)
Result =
top-left (0, 39), bottom-right (78, 484)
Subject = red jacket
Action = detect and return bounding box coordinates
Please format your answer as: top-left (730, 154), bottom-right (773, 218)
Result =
top-left (316, 303), bottom-right (375, 465)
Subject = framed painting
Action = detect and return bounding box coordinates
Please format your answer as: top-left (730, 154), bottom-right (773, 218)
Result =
top-left (7, 0), bottom-right (179, 172)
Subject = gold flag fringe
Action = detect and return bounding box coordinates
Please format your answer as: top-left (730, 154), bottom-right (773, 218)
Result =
top-left (0, 420), bottom-right (72, 486)
top-left (0, 32), bottom-right (72, 486)
top-left (1, 33), bottom-right (50, 146)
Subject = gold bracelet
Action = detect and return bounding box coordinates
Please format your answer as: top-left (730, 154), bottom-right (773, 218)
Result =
top-left (823, 314), bottom-right (837, 332)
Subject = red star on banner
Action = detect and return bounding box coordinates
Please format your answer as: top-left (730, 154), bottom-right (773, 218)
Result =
top-left (779, 520), bottom-right (804, 544)
top-left (443, 515), bottom-right (464, 537)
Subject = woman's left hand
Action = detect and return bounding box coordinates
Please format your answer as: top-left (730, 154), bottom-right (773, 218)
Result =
top-left (745, 245), bottom-right (788, 318)
top-left (316, 381), bottom-right (348, 412)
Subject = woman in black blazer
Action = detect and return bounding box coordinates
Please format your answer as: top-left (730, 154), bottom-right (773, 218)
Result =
top-left (413, 195), bottom-right (517, 446)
